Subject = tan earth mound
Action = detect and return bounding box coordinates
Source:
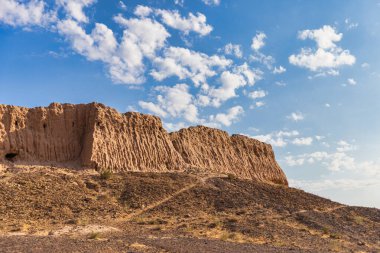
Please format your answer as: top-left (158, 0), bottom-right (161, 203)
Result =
top-left (0, 102), bottom-right (287, 185)
top-left (170, 126), bottom-right (288, 185)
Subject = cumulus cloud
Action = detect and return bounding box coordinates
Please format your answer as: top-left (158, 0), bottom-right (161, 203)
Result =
top-left (273, 65), bottom-right (286, 74)
top-left (289, 178), bottom-right (380, 192)
top-left (248, 90), bottom-right (266, 99)
top-left (56, 0), bottom-right (95, 23)
top-left (250, 130), bottom-right (300, 147)
top-left (251, 32), bottom-right (266, 51)
top-left (207, 63), bottom-right (262, 106)
top-left (133, 5), bottom-right (152, 17)
top-left (222, 43), bottom-right (243, 58)
top-left (0, 0), bottom-right (56, 27)
top-left (139, 83), bottom-right (200, 123)
top-left (249, 101), bottom-right (265, 109)
top-left (155, 8), bottom-right (213, 36)
top-left (336, 140), bottom-right (356, 152)
top-left (292, 137), bottom-right (313, 146)
top-left (201, 0), bottom-right (220, 6)
top-left (151, 46), bottom-right (231, 87)
top-left (209, 106), bottom-right (244, 126)
top-left (283, 140), bottom-right (375, 175)
top-left (287, 112), bottom-right (304, 122)
top-left (347, 78), bottom-right (357, 85)
top-left (58, 11), bottom-right (170, 85)
top-left (289, 25), bottom-right (356, 74)
top-left (174, 0), bottom-right (184, 7)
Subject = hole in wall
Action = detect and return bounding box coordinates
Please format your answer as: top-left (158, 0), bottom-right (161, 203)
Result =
top-left (72, 122), bottom-right (75, 127)
top-left (43, 123), bottom-right (47, 129)
top-left (5, 153), bottom-right (18, 162)
top-left (15, 121), bottom-right (18, 127)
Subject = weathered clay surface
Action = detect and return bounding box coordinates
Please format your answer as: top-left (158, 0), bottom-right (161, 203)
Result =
top-left (0, 103), bottom-right (288, 185)
top-left (87, 106), bottom-right (186, 172)
top-left (170, 126), bottom-right (288, 185)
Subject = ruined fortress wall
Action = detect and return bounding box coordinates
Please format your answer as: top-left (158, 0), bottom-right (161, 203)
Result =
top-left (0, 103), bottom-right (288, 186)
top-left (170, 126), bottom-right (288, 185)
top-left (0, 103), bottom-right (93, 165)
top-left (86, 105), bottom-right (186, 172)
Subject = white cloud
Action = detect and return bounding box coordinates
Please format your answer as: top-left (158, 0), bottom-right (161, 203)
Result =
top-left (336, 140), bottom-right (356, 152)
top-left (201, 0), bottom-right (220, 6)
top-left (164, 121), bottom-right (186, 132)
top-left (298, 25), bottom-right (342, 49)
top-left (250, 130), bottom-right (299, 147)
top-left (58, 12), bottom-right (170, 85)
top-left (119, 1), bottom-right (126, 10)
top-left (292, 137), bottom-right (313, 146)
top-left (114, 14), bottom-right (169, 58)
top-left (275, 81), bottom-right (287, 86)
top-left (174, 0), bottom-right (184, 7)
top-left (56, 0), bottom-right (95, 23)
top-left (273, 65), bottom-right (286, 74)
top-left (287, 112), bottom-right (304, 122)
top-left (155, 9), bottom-right (213, 36)
top-left (0, 0), bottom-right (55, 27)
top-left (138, 101), bottom-right (167, 117)
top-left (345, 18), bottom-right (358, 30)
top-left (250, 101), bottom-right (265, 109)
top-left (251, 31), bottom-right (266, 51)
top-left (151, 46), bottom-right (231, 87)
top-left (289, 25), bottom-right (355, 74)
top-left (248, 90), bottom-right (266, 99)
top-left (325, 103), bottom-right (331, 108)
top-left (113, 14), bottom-right (170, 84)
top-left (222, 43), bottom-right (243, 58)
top-left (139, 83), bottom-right (200, 123)
top-left (57, 20), bottom-right (117, 62)
top-left (283, 139), bottom-right (368, 174)
top-left (209, 106), bottom-right (244, 126)
top-left (250, 52), bottom-right (275, 70)
top-left (347, 78), bottom-right (357, 85)
top-left (134, 5), bottom-right (152, 17)
top-left (289, 178), bottom-right (380, 192)
top-left (208, 63), bottom-right (262, 106)
top-left (361, 62), bottom-right (370, 68)
top-left (284, 138), bottom-right (368, 174)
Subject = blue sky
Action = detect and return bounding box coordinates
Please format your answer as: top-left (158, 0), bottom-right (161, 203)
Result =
top-left (1, 0), bottom-right (380, 207)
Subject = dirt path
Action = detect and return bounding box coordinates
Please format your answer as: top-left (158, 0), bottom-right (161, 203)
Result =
top-left (122, 174), bottom-right (223, 221)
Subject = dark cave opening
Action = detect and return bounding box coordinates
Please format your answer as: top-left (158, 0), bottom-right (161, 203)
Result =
top-left (5, 153), bottom-right (18, 161)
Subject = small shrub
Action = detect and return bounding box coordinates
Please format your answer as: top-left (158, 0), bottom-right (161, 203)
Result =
top-left (329, 233), bottom-right (341, 239)
top-left (88, 232), bottom-right (101, 240)
top-left (99, 170), bottom-right (112, 180)
top-left (227, 173), bottom-right (237, 180)
top-left (322, 227), bottom-right (330, 234)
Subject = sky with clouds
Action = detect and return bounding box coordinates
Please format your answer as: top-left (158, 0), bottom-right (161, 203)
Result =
top-left (1, 0), bottom-right (380, 207)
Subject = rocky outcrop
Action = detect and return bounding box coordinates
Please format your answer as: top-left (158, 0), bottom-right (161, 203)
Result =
top-left (0, 103), bottom-right (288, 185)
top-left (170, 126), bottom-right (288, 185)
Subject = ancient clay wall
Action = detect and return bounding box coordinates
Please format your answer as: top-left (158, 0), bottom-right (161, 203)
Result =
top-left (170, 126), bottom-right (288, 185)
top-left (0, 103), bottom-right (288, 185)
top-left (85, 105), bottom-right (186, 172)
top-left (0, 103), bottom-right (94, 165)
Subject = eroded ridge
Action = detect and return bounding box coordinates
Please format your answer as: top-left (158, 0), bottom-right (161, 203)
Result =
top-left (0, 102), bottom-right (288, 186)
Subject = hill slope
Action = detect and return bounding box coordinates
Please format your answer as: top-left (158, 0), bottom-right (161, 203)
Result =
top-left (0, 165), bottom-right (378, 253)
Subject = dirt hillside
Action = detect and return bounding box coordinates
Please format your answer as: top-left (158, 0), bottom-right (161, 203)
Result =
top-left (0, 166), bottom-right (378, 252)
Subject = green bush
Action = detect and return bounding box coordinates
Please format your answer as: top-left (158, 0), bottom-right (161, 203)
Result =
top-left (99, 170), bottom-right (112, 180)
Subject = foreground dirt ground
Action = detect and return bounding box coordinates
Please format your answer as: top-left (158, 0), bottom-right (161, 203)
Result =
top-left (0, 165), bottom-right (379, 252)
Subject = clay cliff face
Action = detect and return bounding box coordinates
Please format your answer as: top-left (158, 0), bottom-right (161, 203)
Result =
top-left (170, 126), bottom-right (288, 185)
top-left (0, 103), bottom-right (288, 185)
